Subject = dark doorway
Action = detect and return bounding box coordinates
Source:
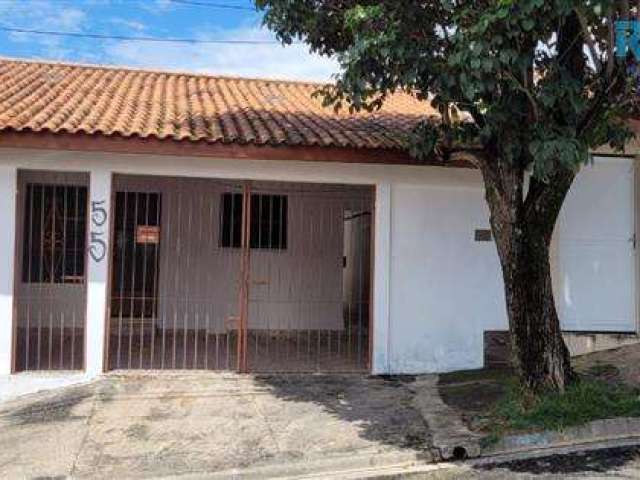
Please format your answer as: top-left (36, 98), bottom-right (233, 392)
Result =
top-left (109, 191), bottom-right (162, 369)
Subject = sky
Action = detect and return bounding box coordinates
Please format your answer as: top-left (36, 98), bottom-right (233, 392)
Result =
top-left (0, 0), bottom-right (339, 81)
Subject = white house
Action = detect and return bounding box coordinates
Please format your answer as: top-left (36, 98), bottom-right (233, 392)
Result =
top-left (0, 58), bottom-right (638, 387)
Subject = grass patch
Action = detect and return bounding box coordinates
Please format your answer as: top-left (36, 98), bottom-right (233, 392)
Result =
top-left (486, 378), bottom-right (640, 438)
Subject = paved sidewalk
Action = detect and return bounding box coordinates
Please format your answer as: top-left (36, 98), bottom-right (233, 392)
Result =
top-left (0, 373), bottom-right (436, 479)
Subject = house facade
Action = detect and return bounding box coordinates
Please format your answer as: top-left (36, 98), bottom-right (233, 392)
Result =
top-left (0, 58), bottom-right (638, 384)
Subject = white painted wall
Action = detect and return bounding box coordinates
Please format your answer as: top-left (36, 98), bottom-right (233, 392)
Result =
top-left (372, 182), bottom-right (392, 374)
top-left (85, 169), bottom-right (112, 377)
top-left (0, 165), bottom-right (17, 375)
top-left (387, 181), bottom-right (506, 373)
top-left (0, 148), bottom-right (636, 379)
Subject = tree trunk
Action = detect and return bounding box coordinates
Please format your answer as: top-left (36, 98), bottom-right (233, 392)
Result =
top-left (480, 163), bottom-right (576, 393)
top-left (499, 220), bottom-right (574, 393)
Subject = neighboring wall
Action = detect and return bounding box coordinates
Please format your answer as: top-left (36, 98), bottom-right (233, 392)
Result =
top-left (485, 330), bottom-right (640, 368)
top-left (483, 156), bottom-right (640, 367)
top-left (385, 155), bottom-right (638, 373)
top-left (553, 157), bottom-right (636, 332)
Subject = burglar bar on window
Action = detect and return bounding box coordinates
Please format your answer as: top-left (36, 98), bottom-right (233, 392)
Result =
top-left (22, 183), bottom-right (88, 284)
top-left (220, 192), bottom-right (288, 249)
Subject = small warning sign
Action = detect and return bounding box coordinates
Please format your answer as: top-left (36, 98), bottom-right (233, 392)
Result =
top-left (136, 225), bottom-right (160, 244)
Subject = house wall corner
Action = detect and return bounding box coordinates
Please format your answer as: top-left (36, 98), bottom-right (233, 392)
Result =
top-left (0, 165), bottom-right (17, 375)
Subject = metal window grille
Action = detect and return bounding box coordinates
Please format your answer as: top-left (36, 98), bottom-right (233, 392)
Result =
top-left (21, 184), bottom-right (87, 284)
top-left (220, 193), bottom-right (288, 250)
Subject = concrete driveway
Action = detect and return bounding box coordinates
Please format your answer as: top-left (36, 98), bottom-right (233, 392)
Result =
top-left (0, 373), bottom-right (433, 478)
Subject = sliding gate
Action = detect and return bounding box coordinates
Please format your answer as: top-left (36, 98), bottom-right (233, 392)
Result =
top-left (106, 175), bottom-right (373, 373)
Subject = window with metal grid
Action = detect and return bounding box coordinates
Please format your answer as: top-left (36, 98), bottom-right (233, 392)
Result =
top-left (220, 193), bottom-right (288, 249)
top-left (21, 183), bottom-right (87, 284)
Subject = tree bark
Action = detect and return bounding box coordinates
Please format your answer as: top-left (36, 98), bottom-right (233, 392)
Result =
top-left (480, 162), bottom-right (576, 393)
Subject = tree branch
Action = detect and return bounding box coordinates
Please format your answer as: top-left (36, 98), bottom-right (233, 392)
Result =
top-left (505, 71), bottom-right (539, 122)
top-left (449, 148), bottom-right (489, 169)
top-left (606, 8), bottom-right (615, 78)
top-left (578, 70), bottom-right (624, 140)
top-left (524, 167), bottom-right (576, 243)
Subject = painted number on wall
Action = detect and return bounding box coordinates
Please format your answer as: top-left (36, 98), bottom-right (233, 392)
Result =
top-left (89, 200), bottom-right (107, 262)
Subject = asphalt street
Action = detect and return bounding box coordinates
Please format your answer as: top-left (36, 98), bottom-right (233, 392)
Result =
top-left (409, 445), bottom-right (640, 479)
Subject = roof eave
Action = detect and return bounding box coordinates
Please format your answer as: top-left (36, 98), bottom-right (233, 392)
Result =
top-left (0, 129), bottom-right (475, 167)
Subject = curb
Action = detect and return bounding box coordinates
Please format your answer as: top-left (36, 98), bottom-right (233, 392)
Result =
top-left (310, 436), bottom-right (640, 479)
top-left (167, 435), bottom-right (640, 480)
top-left (481, 416), bottom-right (640, 457)
top-left (468, 435), bottom-right (640, 470)
top-left (160, 449), bottom-right (434, 480)
top-left (144, 421), bottom-right (640, 480)
top-left (409, 376), bottom-right (483, 461)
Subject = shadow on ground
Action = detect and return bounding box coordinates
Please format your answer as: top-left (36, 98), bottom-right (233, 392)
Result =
top-left (436, 368), bottom-right (512, 432)
top-left (0, 374), bottom-right (436, 479)
top-left (253, 374), bottom-right (433, 453)
top-left (2, 385), bottom-right (94, 426)
top-left (477, 445), bottom-right (640, 476)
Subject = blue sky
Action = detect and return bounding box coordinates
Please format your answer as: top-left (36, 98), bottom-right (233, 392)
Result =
top-left (0, 0), bottom-right (338, 80)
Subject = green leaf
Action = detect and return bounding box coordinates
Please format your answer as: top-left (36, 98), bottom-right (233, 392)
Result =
top-left (521, 19), bottom-right (535, 31)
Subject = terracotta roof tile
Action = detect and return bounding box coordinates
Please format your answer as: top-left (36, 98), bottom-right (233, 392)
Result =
top-left (0, 58), bottom-right (435, 151)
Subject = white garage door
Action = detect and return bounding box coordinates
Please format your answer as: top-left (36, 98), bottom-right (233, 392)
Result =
top-left (554, 156), bottom-right (637, 332)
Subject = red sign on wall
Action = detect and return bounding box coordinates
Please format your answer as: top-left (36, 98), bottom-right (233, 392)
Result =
top-left (136, 225), bottom-right (160, 244)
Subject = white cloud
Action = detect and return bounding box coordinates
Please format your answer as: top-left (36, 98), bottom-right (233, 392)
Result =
top-left (0, 1), bottom-right (86, 31)
top-left (0, 0), bottom-right (87, 59)
top-left (103, 26), bottom-right (338, 82)
top-left (138, 0), bottom-right (174, 15)
top-left (109, 18), bottom-right (147, 32)
top-left (0, 2), bottom-right (338, 82)
top-left (54, 8), bottom-right (86, 30)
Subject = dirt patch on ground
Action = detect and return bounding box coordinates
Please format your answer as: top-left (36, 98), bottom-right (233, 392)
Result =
top-left (253, 374), bottom-right (432, 452)
top-left (438, 344), bottom-right (640, 439)
top-left (1, 385), bottom-right (93, 426)
top-left (437, 368), bottom-right (514, 432)
top-left (573, 344), bottom-right (640, 387)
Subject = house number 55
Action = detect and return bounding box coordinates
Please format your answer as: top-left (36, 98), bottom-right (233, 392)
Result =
top-left (89, 200), bottom-right (107, 262)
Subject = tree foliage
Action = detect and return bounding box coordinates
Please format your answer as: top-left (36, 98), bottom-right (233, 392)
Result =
top-left (257, 0), bottom-right (635, 176)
